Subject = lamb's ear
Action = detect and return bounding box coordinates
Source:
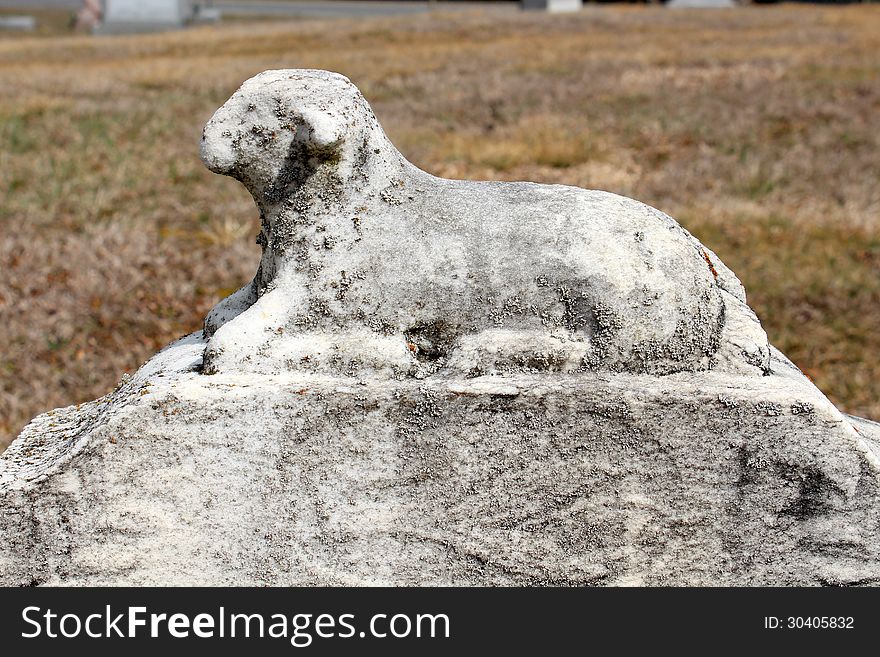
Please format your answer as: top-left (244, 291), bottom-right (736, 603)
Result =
top-left (297, 108), bottom-right (345, 156)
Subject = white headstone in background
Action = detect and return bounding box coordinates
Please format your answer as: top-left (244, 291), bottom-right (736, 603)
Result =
top-left (521, 0), bottom-right (583, 13)
top-left (667, 0), bottom-right (736, 7)
top-left (100, 0), bottom-right (193, 32)
top-left (0, 16), bottom-right (36, 31)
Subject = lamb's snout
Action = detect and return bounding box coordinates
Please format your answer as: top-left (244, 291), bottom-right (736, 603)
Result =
top-left (200, 115), bottom-right (238, 175)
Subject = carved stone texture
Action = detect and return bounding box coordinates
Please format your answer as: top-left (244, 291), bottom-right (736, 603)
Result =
top-left (199, 70), bottom-right (768, 380)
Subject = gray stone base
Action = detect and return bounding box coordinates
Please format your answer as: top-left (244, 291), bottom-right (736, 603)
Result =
top-left (1, 333), bottom-right (879, 586)
top-left (521, 0), bottom-right (583, 13)
top-left (94, 21), bottom-right (186, 35)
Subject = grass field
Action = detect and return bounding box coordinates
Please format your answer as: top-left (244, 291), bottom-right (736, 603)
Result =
top-left (1, 5), bottom-right (879, 450)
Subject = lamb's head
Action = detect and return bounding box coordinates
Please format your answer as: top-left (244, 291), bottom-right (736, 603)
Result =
top-left (201, 70), bottom-right (394, 209)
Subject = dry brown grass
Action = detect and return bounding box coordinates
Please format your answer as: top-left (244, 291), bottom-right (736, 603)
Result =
top-left (1, 5), bottom-right (879, 450)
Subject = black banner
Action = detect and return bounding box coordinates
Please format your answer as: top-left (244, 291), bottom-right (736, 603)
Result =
top-left (0, 587), bottom-right (874, 653)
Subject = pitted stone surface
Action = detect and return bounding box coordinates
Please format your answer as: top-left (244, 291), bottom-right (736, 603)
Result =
top-left (1, 70), bottom-right (878, 586)
top-left (2, 336), bottom-right (879, 586)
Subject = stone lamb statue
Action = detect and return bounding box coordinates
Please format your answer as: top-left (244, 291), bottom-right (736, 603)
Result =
top-left (199, 70), bottom-right (768, 379)
top-left (2, 70), bottom-right (879, 587)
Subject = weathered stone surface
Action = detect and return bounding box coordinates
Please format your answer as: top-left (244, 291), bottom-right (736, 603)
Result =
top-left (1, 70), bottom-right (878, 586)
top-left (199, 70), bottom-right (768, 380)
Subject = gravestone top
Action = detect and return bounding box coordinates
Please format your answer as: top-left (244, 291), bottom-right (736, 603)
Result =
top-left (199, 69), bottom-right (769, 380)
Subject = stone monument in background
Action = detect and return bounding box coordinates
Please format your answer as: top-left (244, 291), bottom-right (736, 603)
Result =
top-left (521, 0), bottom-right (583, 13)
top-left (97, 0), bottom-right (193, 33)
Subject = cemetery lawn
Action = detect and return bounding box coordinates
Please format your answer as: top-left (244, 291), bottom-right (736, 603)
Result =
top-left (1, 5), bottom-right (879, 450)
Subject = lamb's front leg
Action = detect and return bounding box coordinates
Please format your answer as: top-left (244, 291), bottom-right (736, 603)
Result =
top-left (202, 277), bottom-right (307, 375)
top-left (203, 280), bottom-right (258, 337)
